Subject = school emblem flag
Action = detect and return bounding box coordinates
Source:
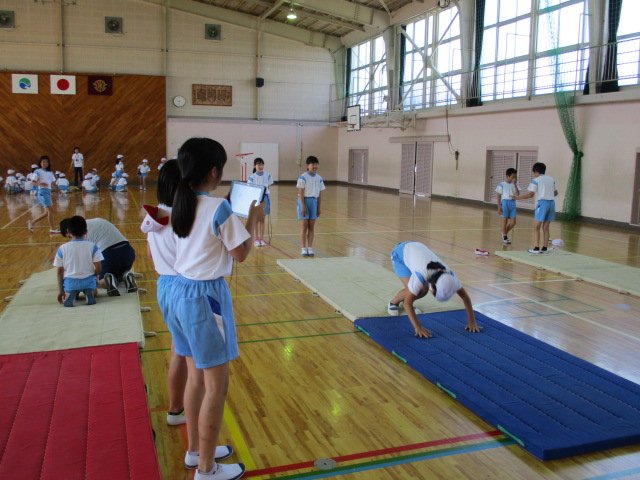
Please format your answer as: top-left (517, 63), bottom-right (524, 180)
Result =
top-left (50, 75), bottom-right (76, 95)
top-left (12, 74), bottom-right (38, 94)
top-left (88, 75), bottom-right (113, 96)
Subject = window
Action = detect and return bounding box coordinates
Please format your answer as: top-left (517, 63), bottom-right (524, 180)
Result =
top-left (348, 36), bottom-right (388, 114)
top-left (401, 5), bottom-right (462, 110)
top-left (617, 0), bottom-right (640, 86)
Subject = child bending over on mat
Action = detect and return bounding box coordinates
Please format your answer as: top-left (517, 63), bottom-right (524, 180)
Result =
top-left (53, 215), bottom-right (103, 307)
top-left (388, 241), bottom-right (481, 338)
top-left (140, 159), bottom-right (188, 428)
top-left (170, 137), bottom-right (263, 480)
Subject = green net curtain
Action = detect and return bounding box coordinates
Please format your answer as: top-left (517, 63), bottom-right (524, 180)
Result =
top-left (467, 0), bottom-right (486, 107)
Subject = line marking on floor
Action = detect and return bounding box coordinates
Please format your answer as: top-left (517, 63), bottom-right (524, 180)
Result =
top-left (224, 403), bottom-right (258, 472)
top-left (1, 206), bottom-right (33, 230)
top-left (584, 466), bottom-right (640, 480)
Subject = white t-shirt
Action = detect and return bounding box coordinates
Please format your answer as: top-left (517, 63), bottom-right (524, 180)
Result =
top-left (248, 171), bottom-right (274, 195)
top-left (33, 169), bottom-right (57, 188)
top-left (138, 164), bottom-right (151, 175)
top-left (72, 153), bottom-right (84, 168)
top-left (82, 179), bottom-right (95, 191)
top-left (86, 218), bottom-right (127, 252)
top-left (495, 181), bottom-right (518, 200)
top-left (53, 239), bottom-right (103, 279)
top-left (141, 204), bottom-right (176, 276)
top-left (116, 161), bottom-right (125, 172)
top-left (57, 178), bottom-right (70, 188)
top-left (402, 242), bottom-right (455, 297)
top-left (527, 174), bottom-right (556, 201)
top-left (5, 176), bottom-right (17, 187)
top-left (174, 195), bottom-right (250, 280)
top-left (296, 172), bottom-right (325, 198)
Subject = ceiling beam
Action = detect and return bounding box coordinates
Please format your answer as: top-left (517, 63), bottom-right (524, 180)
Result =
top-left (140, 0), bottom-right (343, 51)
top-left (260, 0), bottom-right (286, 19)
top-left (247, 0), bottom-right (365, 31)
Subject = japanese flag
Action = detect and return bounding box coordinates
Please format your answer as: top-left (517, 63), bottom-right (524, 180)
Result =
top-left (50, 75), bottom-right (76, 95)
top-left (12, 74), bottom-right (39, 94)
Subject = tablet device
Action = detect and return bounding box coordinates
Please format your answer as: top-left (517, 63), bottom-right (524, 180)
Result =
top-left (229, 181), bottom-right (266, 218)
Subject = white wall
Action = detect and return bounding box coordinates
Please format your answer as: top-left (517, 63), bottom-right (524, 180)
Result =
top-left (338, 97), bottom-right (640, 223)
top-left (168, 118), bottom-right (338, 182)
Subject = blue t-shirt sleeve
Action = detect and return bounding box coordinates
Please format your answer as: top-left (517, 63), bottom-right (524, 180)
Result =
top-left (212, 199), bottom-right (233, 237)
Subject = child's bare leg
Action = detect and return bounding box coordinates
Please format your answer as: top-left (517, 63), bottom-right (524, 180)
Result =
top-left (257, 219), bottom-right (265, 240)
top-left (506, 218), bottom-right (516, 235)
top-left (532, 221), bottom-right (542, 248)
top-left (542, 221), bottom-right (551, 248)
top-left (390, 278), bottom-right (410, 305)
top-left (184, 357), bottom-right (204, 454)
top-left (168, 343), bottom-right (187, 413)
top-left (307, 219), bottom-right (316, 248)
top-left (31, 209), bottom-right (48, 226)
top-left (46, 207), bottom-right (56, 230)
top-left (300, 221), bottom-right (308, 248)
top-left (196, 363), bottom-right (229, 474)
top-left (501, 217), bottom-right (508, 237)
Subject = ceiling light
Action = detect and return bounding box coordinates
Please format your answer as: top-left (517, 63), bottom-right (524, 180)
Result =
top-left (286, 7), bottom-right (297, 20)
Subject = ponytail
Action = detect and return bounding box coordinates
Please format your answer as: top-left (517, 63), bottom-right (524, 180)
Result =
top-left (172, 179), bottom-right (197, 237)
top-left (171, 137), bottom-right (227, 238)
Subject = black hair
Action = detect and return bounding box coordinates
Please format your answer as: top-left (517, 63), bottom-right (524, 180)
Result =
top-left (172, 138), bottom-right (227, 238)
top-left (157, 159), bottom-right (180, 207)
top-left (253, 157), bottom-right (264, 174)
top-left (506, 168), bottom-right (517, 176)
top-left (67, 215), bottom-right (88, 237)
top-left (59, 218), bottom-right (70, 237)
top-left (39, 155), bottom-right (51, 171)
top-left (306, 155), bottom-right (319, 165)
top-left (73, 146), bottom-right (80, 151)
top-left (426, 261), bottom-right (447, 298)
top-left (532, 162), bottom-right (546, 174)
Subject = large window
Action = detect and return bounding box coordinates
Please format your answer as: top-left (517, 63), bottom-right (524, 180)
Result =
top-left (617, 0), bottom-right (640, 86)
top-left (348, 36), bottom-right (387, 114)
top-left (401, 5), bottom-right (461, 110)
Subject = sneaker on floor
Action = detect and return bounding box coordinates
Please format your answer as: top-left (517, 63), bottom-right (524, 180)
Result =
top-left (259, 240), bottom-right (268, 247)
top-left (104, 273), bottom-right (120, 296)
top-left (254, 240), bottom-right (261, 247)
top-left (502, 236), bottom-right (511, 245)
top-left (194, 463), bottom-right (245, 480)
top-left (49, 229), bottom-right (61, 234)
top-left (474, 248), bottom-right (489, 256)
top-left (166, 410), bottom-right (186, 426)
top-left (540, 247), bottom-right (549, 254)
top-left (387, 302), bottom-right (400, 316)
top-left (184, 446), bottom-right (235, 468)
top-left (27, 220), bottom-right (33, 233)
top-left (123, 270), bottom-right (138, 293)
top-left (307, 247), bottom-right (315, 257)
top-left (528, 248), bottom-right (541, 254)
top-left (301, 248), bottom-right (308, 257)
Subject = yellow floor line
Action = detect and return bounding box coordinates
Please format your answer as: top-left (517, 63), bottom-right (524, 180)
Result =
top-left (223, 403), bottom-right (258, 472)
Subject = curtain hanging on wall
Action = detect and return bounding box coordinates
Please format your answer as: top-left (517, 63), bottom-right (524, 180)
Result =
top-left (466, 0), bottom-right (486, 107)
top-left (598, 0), bottom-right (623, 93)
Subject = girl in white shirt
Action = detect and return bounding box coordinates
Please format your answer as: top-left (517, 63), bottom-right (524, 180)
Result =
top-left (28, 156), bottom-right (60, 234)
top-left (170, 138), bottom-right (262, 480)
top-left (247, 157), bottom-right (274, 246)
top-left (137, 159), bottom-right (151, 191)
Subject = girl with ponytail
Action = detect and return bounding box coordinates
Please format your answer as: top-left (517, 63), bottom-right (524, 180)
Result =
top-left (170, 138), bottom-right (263, 480)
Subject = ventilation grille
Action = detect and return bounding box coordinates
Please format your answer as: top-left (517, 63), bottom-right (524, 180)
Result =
top-left (204, 23), bottom-right (221, 40)
top-left (0, 10), bottom-right (15, 29)
top-left (105, 16), bottom-right (123, 34)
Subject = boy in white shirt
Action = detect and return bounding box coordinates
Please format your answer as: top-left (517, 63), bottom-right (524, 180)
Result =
top-left (495, 167), bottom-right (519, 245)
top-left (115, 173), bottom-right (128, 192)
top-left (82, 173), bottom-right (97, 193)
top-left (5, 169), bottom-right (20, 194)
top-left (56, 173), bottom-right (70, 195)
top-left (53, 215), bottom-right (103, 307)
top-left (516, 162), bottom-right (558, 254)
top-left (296, 156), bottom-right (325, 257)
top-left (137, 159), bottom-right (151, 191)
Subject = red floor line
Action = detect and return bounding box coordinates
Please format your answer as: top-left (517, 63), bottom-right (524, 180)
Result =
top-left (245, 430), bottom-right (502, 477)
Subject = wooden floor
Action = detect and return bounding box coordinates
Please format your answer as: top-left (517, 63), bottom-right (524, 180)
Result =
top-left (1, 185), bottom-right (640, 480)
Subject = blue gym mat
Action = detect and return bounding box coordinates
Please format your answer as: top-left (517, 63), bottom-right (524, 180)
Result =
top-left (354, 311), bottom-right (640, 460)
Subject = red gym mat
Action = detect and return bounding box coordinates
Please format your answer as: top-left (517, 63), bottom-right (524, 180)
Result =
top-left (0, 343), bottom-right (161, 480)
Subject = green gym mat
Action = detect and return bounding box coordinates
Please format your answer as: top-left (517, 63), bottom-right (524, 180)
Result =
top-left (0, 268), bottom-right (145, 354)
top-left (277, 257), bottom-right (464, 321)
top-left (494, 250), bottom-right (640, 297)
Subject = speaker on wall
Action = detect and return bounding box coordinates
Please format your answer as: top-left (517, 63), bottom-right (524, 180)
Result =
top-left (205, 24), bottom-right (221, 40)
top-left (0, 10), bottom-right (15, 29)
top-left (105, 16), bottom-right (123, 34)
top-left (256, 77), bottom-right (264, 88)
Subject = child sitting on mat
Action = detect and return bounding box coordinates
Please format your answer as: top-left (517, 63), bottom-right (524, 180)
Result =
top-left (388, 241), bottom-right (481, 338)
top-left (53, 215), bottom-right (103, 307)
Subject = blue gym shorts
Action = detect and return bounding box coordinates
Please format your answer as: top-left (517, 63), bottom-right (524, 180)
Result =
top-left (297, 197), bottom-right (318, 220)
top-left (37, 188), bottom-right (53, 208)
top-left (390, 242), bottom-right (412, 278)
top-left (501, 199), bottom-right (517, 219)
top-left (63, 275), bottom-right (97, 292)
top-left (157, 274), bottom-right (177, 327)
top-left (263, 194), bottom-right (271, 216)
top-left (534, 199), bottom-right (556, 222)
top-left (169, 275), bottom-right (239, 369)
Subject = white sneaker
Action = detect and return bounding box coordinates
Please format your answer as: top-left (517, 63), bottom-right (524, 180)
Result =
top-left (254, 240), bottom-right (261, 247)
top-left (301, 248), bottom-right (308, 257)
top-left (528, 248), bottom-right (541, 254)
top-left (184, 446), bottom-right (234, 468)
top-left (194, 463), bottom-right (245, 480)
top-left (307, 247), bottom-right (315, 257)
top-left (27, 220), bottom-right (33, 232)
top-left (387, 303), bottom-right (400, 316)
top-left (259, 240), bottom-right (268, 247)
top-left (123, 270), bottom-right (138, 293)
top-left (104, 272), bottom-right (120, 296)
top-left (166, 410), bottom-right (186, 426)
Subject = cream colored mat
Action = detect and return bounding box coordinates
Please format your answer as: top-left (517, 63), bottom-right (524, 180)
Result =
top-left (495, 250), bottom-right (640, 296)
top-left (277, 257), bottom-right (464, 322)
top-left (0, 268), bottom-right (145, 354)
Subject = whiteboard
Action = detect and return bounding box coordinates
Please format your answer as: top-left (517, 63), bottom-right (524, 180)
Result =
top-left (239, 142), bottom-right (279, 181)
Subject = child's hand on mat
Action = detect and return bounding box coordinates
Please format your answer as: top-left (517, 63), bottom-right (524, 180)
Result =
top-left (465, 323), bottom-right (483, 333)
top-left (415, 325), bottom-right (433, 338)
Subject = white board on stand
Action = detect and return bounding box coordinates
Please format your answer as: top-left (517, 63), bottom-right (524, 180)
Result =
top-left (239, 142), bottom-right (279, 181)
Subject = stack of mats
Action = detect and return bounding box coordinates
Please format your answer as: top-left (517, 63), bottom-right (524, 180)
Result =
top-left (354, 310), bottom-right (640, 460)
top-left (0, 269), bottom-right (159, 479)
